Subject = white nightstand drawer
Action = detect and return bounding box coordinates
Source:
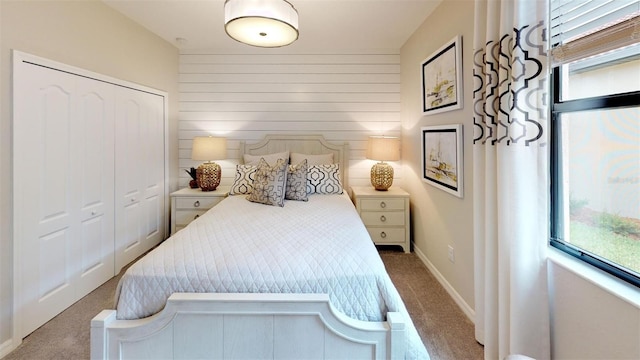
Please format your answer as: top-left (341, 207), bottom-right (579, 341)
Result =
top-left (175, 197), bottom-right (223, 210)
top-left (366, 227), bottom-right (406, 244)
top-left (174, 209), bottom-right (207, 226)
top-left (360, 198), bottom-right (405, 211)
top-left (360, 211), bottom-right (405, 226)
top-left (170, 187), bottom-right (230, 235)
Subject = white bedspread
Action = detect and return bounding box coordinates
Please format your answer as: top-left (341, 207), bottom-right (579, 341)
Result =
top-left (115, 193), bottom-right (429, 359)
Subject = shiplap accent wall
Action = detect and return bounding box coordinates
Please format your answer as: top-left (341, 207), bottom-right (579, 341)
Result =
top-left (178, 50), bottom-right (402, 189)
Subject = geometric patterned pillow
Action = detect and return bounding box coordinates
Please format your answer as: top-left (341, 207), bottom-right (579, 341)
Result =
top-left (247, 158), bottom-right (288, 207)
top-left (307, 164), bottom-right (343, 194)
top-left (229, 164), bottom-right (257, 195)
top-left (285, 159), bottom-right (308, 201)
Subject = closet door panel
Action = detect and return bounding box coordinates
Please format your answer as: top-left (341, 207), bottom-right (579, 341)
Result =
top-left (119, 199), bottom-right (143, 261)
top-left (144, 193), bottom-right (161, 244)
top-left (14, 64), bottom-right (78, 337)
top-left (115, 88), bottom-right (165, 273)
top-left (115, 94), bottom-right (144, 272)
top-left (142, 94), bottom-right (165, 248)
top-left (75, 78), bottom-right (115, 296)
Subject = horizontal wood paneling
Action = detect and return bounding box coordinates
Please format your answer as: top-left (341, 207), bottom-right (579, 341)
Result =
top-left (180, 63), bottom-right (400, 74)
top-left (180, 102), bottom-right (400, 112)
top-left (180, 92), bottom-right (400, 103)
top-left (179, 122), bottom-right (397, 132)
top-left (178, 50), bottom-right (402, 189)
top-left (179, 112), bottom-right (399, 122)
top-left (180, 73), bottom-right (400, 84)
top-left (180, 54), bottom-right (400, 64)
top-left (179, 83), bottom-right (400, 93)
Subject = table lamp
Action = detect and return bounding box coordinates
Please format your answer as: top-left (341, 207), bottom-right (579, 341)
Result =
top-left (191, 136), bottom-right (227, 191)
top-left (366, 136), bottom-right (400, 191)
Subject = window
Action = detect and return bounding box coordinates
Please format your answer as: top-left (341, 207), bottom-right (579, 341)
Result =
top-left (550, 0), bottom-right (640, 287)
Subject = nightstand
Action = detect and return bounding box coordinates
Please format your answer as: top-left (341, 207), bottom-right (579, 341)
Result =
top-left (351, 186), bottom-right (410, 253)
top-left (170, 186), bottom-right (230, 235)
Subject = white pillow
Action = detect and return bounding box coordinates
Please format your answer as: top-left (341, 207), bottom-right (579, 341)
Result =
top-left (244, 151), bottom-right (289, 166)
top-left (290, 152), bottom-right (333, 166)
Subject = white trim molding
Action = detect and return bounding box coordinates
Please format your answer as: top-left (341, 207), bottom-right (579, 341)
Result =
top-left (413, 245), bottom-right (475, 323)
top-left (0, 338), bottom-right (21, 358)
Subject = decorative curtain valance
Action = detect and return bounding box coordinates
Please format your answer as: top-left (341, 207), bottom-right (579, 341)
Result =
top-left (473, 2), bottom-right (548, 147)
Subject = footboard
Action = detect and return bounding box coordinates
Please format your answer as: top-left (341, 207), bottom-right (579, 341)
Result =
top-left (91, 293), bottom-right (406, 360)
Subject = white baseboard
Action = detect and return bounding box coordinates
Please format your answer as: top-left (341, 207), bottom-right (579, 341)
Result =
top-left (413, 245), bottom-right (476, 323)
top-left (0, 337), bottom-right (20, 359)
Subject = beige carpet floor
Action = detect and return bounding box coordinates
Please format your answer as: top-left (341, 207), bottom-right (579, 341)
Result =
top-left (5, 248), bottom-right (483, 360)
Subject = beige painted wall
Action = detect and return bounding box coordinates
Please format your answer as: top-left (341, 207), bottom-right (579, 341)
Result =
top-left (0, 0), bottom-right (178, 352)
top-left (549, 257), bottom-right (640, 359)
top-left (400, 0), bottom-right (476, 314)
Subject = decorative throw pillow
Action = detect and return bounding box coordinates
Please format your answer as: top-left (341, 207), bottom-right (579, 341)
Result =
top-left (285, 159), bottom-right (308, 201)
top-left (247, 158), bottom-right (288, 207)
top-left (307, 164), bottom-right (343, 194)
top-left (229, 164), bottom-right (257, 195)
top-left (243, 151), bottom-right (289, 166)
top-left (290, 152), bottom-right (334, 166)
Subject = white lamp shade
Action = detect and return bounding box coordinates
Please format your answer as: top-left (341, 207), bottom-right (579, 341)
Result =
top-left (191, 137), bottom-right (227, 161)
top-left (366, 136), bottom-right (400, 162)
top-left (224, 0), bottom-right (299, 47)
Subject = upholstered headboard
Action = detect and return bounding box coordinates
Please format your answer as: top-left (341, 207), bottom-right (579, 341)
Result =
top-left (239, 134), bottom-right (349, 191)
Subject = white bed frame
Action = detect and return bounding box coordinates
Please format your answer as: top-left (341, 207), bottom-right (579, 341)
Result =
top-left (91, 293), bottom-right (405, 359)
top-left (90, 135), bottom-right (408, 359)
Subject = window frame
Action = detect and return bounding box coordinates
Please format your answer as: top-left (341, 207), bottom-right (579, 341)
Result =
top-left (550, 67), bottom-right (640, 288)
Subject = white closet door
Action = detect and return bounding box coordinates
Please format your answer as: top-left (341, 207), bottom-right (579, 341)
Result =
top-left (75, 78), bottom-right (116, 297)
top-left (14, 62), bottom-right (115, 337)
top-left (114, 87), bottom-right (165, 273)
top-left (141, 92), bottom-right (165, 255)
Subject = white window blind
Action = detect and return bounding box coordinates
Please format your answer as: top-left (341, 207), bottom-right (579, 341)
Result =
top-left (550, 0), bottom-right (640, 66)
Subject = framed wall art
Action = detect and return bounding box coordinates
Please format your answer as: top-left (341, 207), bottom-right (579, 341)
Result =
top-left (421, 124), bottom-right (463, 198)
top-left (421, 36), bottom-right (463, 115)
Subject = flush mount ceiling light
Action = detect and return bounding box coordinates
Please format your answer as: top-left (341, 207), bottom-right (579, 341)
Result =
top-left (224, 0), bottom-right (299, 47)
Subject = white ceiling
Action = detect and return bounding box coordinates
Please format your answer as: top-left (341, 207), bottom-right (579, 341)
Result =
top-left (102, 0), bottom-right (442, 51)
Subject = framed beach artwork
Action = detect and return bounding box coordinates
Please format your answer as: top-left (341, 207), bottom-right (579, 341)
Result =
top-left (421, 124), bottom-right (463, 198)
top-left (421, 36), bottom-right (463, 115)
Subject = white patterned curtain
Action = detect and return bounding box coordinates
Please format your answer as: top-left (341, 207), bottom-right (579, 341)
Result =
top-left (473, 1), bottom-right (550, 359)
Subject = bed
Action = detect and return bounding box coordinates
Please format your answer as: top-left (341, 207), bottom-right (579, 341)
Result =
top-left (91, 135), bottom-right (429, 360)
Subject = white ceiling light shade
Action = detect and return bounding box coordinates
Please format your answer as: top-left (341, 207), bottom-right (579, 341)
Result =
top-left (224, 0), bottom-right (299, 48)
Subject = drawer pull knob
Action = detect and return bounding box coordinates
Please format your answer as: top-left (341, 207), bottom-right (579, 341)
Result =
top-left (131, 198), bottom-right (136, 202)
top-left (380, 201), bottom-right (386, 208)
top-left (194, 200), bottom-right (200, 207)
top-left (380, 231), bottom-right (387, 238)
top-left (91, 211), bottom-right (97, 216)
top-left (380, 215), bottom-right (386, 222)
top-left (194, 214), bottom-right (200, 220)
